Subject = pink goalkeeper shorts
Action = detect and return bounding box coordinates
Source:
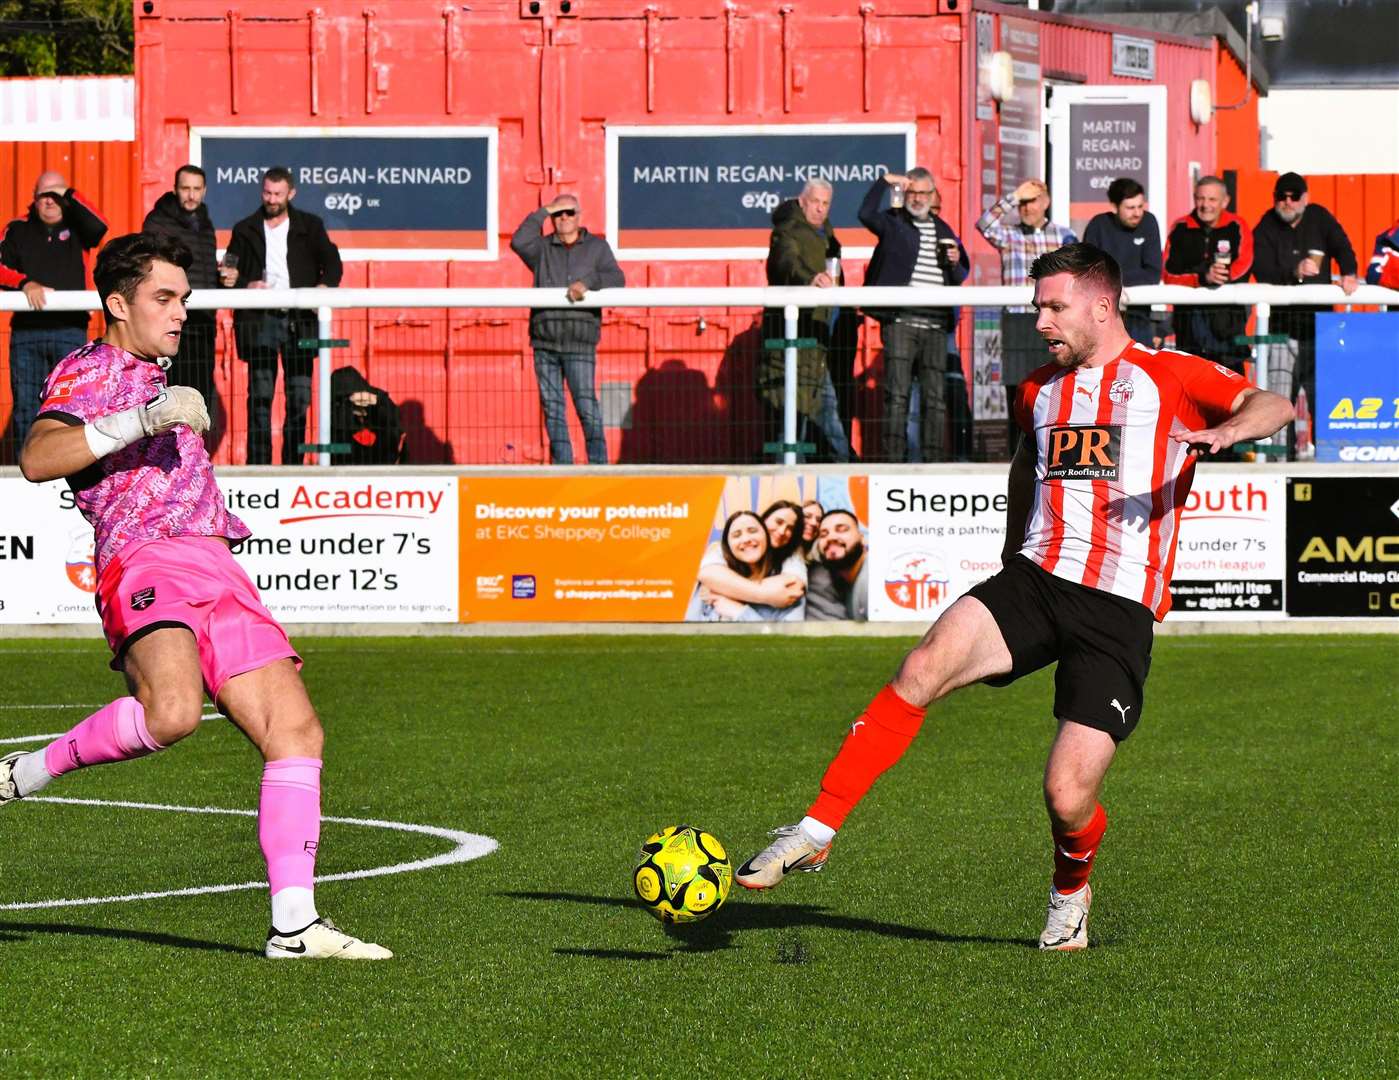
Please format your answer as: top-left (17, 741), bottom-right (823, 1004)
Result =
top-left (97, 536), bottom-right (300, 697)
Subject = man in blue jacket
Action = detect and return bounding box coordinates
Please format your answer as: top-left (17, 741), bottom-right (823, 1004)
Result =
top-left (858, 169), bottom-right (969, 462)
top-left (1083, 178), bottom-right (1161, 346)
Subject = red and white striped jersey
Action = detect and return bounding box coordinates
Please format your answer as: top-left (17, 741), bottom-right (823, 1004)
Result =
top-left (1013, 341), bottom-right (1252, 620)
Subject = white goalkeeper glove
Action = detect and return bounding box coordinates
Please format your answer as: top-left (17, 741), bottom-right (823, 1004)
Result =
top-left (84, 386), bottom-right (211, 459)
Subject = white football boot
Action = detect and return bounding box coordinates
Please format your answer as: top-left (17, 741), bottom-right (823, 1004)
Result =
top-left (735, 824), bottom-right (832, 890)
top-left (0, 751), bottom-right (25, 805)
top-left (1039, 884), bottom-right (1092, 951)
top-left (265, 917), bottom-right (393, 960)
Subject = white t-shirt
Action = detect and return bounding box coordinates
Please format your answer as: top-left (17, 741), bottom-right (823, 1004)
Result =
top-left (263, 218), bottom-right (291, 290)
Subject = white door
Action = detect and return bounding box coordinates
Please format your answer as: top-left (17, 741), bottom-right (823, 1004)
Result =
top-left (1046, 84), bottom-right (1168, 242)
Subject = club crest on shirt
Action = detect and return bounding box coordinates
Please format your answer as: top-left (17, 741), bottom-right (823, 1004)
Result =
top-left (130, 586), bottom-right (156, 611)
top-left (1108, 379), bottom-right (1135, 405)
top-left (47, 374), bottom-right (79, 402)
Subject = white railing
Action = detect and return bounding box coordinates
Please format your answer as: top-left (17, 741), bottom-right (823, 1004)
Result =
top-left (4, 284), bottom-right (1395, 465)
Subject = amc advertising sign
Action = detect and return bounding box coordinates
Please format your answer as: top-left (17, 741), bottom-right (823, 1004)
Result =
top-left (606, 124), bottom-right (914, 259)
top-left (191, 126), bottom-right (497, 259)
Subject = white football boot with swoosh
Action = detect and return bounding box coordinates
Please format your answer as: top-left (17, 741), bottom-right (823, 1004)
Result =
top-left (735, 824), bottom-right (832, 890)
top-left (266, 917), bottom-right (393, 960)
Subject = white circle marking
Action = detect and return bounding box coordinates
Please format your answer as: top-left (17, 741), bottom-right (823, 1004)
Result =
top-left (0, 796), bottom-right (499, 912)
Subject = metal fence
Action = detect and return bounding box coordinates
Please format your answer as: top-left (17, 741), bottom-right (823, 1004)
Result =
top-left (1, 284), bottom-right (1393, 467)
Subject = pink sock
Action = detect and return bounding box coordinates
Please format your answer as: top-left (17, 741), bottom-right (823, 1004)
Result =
top-left (43, 697), bottom-right (164, 778)
top-left (259, 758), bottom-right (322, 899)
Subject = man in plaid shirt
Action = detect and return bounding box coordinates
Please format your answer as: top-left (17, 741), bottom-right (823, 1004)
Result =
top-left (978, 179), bottom-right (1077, 446)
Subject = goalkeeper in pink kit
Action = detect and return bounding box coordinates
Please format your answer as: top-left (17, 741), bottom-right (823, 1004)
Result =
top-left (3, 232), bottom-right (390, 960)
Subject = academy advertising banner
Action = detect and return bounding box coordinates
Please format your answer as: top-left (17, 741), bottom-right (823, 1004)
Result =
top-left (0, 476), bottom-right (459, 625)
top-left (457, 474), bottom-right (871, 623)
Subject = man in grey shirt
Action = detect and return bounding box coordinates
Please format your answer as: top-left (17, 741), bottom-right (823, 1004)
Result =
top-left (510, 194), bottom-right (625, 465)
top-left (805, 510), bottom-right (869, 621)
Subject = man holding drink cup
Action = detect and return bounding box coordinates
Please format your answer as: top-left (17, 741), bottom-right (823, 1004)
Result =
top-left (1250, 172), bottom-right (1359, 455)
top-left (859, 168), bottom-right (969, 462)
top-left (1163, 176), bottom-right (1253, 372)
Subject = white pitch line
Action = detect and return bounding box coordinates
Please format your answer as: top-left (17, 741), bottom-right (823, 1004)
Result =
top-left (0, 704), bottom-right (102, 710)
top-left (0, 712), bottom-right (225, 746)
top-left (0, 796), bottom-right (499, 911)
top-left (0, 732), bottom-right (66, 746)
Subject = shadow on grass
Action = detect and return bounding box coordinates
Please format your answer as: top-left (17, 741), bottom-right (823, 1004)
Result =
top-left (504, 892), bottom-right (1035, 958)
top-left (0, 920), bottom-right (263, 956)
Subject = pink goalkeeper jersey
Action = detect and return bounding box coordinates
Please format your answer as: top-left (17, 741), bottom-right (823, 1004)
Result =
top-left (1013, 341), bottom-right (1251, 620)
top-left (36, 341), bottom-right (250, 578)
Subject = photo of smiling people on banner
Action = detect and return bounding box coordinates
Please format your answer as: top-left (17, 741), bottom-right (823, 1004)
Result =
top-left (685, 475), bottom-right (869, 622)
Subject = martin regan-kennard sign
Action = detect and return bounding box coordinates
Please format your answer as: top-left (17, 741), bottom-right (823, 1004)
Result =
top-left (606, 124), bottom-right (914, 259)
top-left (190, 126), bottom-right (497, 260)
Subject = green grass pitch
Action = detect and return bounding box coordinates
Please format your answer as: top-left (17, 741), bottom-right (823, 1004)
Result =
top-left (0, 634), bottom-right (1393, 1078)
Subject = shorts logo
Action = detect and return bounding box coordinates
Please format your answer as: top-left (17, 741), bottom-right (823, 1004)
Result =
top-left (304, 841), bottom-right (319, 856)
top-left (130, 586), bottom-right (157, 611)
top-left (1046, 424), bottom-right (1121, 481)
top-left (1108, 379), bottom-right (1135, 405)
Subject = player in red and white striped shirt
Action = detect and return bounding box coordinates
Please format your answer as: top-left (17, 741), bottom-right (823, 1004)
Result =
top-left (737, 243), bottom-right (1293, 950)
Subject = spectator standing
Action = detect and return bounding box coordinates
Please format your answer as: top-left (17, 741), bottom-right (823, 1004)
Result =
top-left (223, 166), bottom-right (343, 465)
top-left (510, 194), bottom-right (625, 465)
top-left (1251, 172), bottom-right (1359, 453)
top-left (859, 168), bottom-right (969, 462)
top-left (142, 165), bottom-right (221, 445)
top-left (976, 179), bottom-right (1077, 447)
top-left (758, 180), bottom-right (853, 463)
top-left (1083, 178), bottom-right (1162, 346)
top-left (0, 171), bottom-right (108, 446)
top-left (1366, 218), bottom-right (1399, 288)
top-left (1163, 176), bottom-right (1253, 371)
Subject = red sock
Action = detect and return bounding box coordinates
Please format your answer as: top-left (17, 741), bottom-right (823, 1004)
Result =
top-left (1052, 803), bottom-right (1107, 894)
top-left (806, 685), bottom-right (927, 831)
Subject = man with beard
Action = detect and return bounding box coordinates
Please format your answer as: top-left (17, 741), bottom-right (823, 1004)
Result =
top-left (1250, 173), bottom-right (1359, 458)
top-left (143, 165), bottom-right (222, 445)
top-left (736, 243), bottom-right (1292, 952)
top-left (859, 169), bottom-right (969, 463)
top-left (223, 166), bottom-right (342, 464)
top-left (804, 509), bottom-right (868, 621)
top-left (1083, 178), bottom-right (1162, 347)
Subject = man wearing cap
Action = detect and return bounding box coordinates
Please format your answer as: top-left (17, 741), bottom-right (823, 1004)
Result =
top-left (0, 171), bottom-right (109, 445)
top-left (1251, 172), bottom-right (1359, 455)
top-left (1163, 176), bottom-right (1253, 372)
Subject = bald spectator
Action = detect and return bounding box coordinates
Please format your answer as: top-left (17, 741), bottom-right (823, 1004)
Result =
top-left (1163, 176), bottom-right (1253, 371)
top-left (0, 171), bottom-right (108, 445)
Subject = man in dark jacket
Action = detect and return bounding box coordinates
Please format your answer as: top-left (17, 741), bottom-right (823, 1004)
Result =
top-left (759, 180), bottom-right (851, 463)
top-left (0, 171), bottom-right (108, 446)
top-left (859, 169), bottom-right (969, 462)
top-left (1251, 171), bottom-right (1359, 454)
top-left (1163, 176), bottom-right (1253, 371)
top-left (330, 366), bottom-right (402, 465)
top-left (510, 194), bottom-right (625, 465)
top-left (1083, 178), bottom-right (1162, 346)
top-left (222, 166), bottom-right (343, 465)
top-left (142, 165), bottom-right (221, 441)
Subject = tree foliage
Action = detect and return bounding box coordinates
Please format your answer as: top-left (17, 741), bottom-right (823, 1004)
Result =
top-left (0, 0), bottom-right (133, 77)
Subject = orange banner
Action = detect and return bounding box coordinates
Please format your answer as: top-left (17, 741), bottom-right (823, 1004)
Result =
top-left (458, 476), bottom-right (725, 621)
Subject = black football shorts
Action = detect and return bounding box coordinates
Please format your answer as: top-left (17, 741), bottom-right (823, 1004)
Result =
top-left (966, 555), bottom-right (1155, 741)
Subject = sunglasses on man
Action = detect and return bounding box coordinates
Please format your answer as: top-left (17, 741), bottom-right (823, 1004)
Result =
top-left (1277, 192), bottom-right (1305, 203)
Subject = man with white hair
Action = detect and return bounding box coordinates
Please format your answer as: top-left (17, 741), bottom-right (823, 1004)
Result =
top-left (0, 170), bottom-right (108, 445)
top-left (759, 179), bottom-right (853, 463)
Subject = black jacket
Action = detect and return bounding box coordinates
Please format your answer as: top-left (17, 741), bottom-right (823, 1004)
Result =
top-left (142, 192), bottom-right (220, 320)
top-left (1083, 211), bottom-right (1162, 288)
top-left (330, 366), bottom-right (402, 465)
top-left (224, 204), bottom-right (342, 354)
top-left (0, 189), bottom-right (108, 331)
top-left (509, 208), bottom-right (626, 351)
top-left (857, 177), bottom-right (969, 325)
top-left (1252, 203), bottom-right (1358, 286)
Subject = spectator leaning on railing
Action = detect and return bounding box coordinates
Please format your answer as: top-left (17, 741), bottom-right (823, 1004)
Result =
top-left (0, 171), bottom-right (108, 446)
top-left (142, 164), bottom-right (222, 445)
top-left (1083, 178), bottom-right (1162, 347)
top-left (1163, 176), bottom-right (1252, 371)
top-left (222, 166), bottom-right (343, 466)
top-left (1251, 171), bottom-right (1359, 455)
top-left (510, 193), bottom-right (625, 466)
top-left (976, 179), bottom-right (1077, 446)
top-left (859, 168), bottom-right (969, 463)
